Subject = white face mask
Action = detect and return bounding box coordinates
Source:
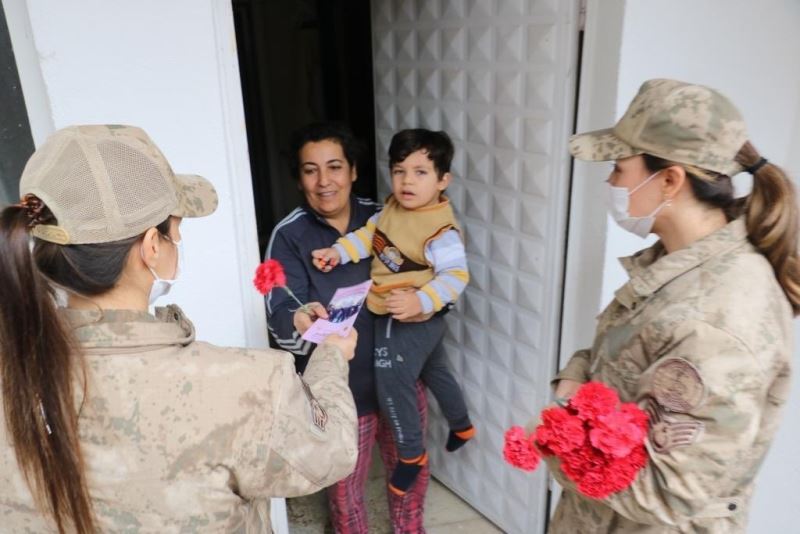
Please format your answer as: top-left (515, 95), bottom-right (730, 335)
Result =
top-left (141, 237), bottom-right (182, 305)
top-left (605, 170), bottom-right (669, 238)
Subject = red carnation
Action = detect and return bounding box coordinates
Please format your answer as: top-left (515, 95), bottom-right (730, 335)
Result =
top-left (502, 382), bottom-right (649, 501)
top-left (601, 446), bottom-right (647, 496)
top-left (576, 469), bottom-right (617, 499)
top-left (624, 444), bottom-right (648, 472)
top-left (569, 381), bottom-right (619, 422)
top-left (563, 445), bottom-right (640, 499)
top-left (254, 259), bottom-right (287, 294)
top-left (560, 443), bottom-right (607, 482)
top-left (620, 402), bottom-right (649, 432)
top-left (535, 407), bottom-right (586, 455)
top-left (503, 426), bottom-right (540, 471)
top-left (589, 410), bottom-right (647, 458)
top-left (253, 259), bottom-right (309, 312)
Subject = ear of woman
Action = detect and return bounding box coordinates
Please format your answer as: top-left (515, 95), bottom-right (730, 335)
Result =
top-left (650, 163), bottom-right (730, 252)
top-left (659, 164), bottom-right (687, 203)
top-left (140, 227), bottom-right (163, 269)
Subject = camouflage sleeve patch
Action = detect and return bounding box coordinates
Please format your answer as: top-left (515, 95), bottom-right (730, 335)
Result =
top-left (645, 397), bottom-right (705, 454)
top-left (640, 357), bottom-right (707, 453)
top-left (299, 374), bottom-right (328, 432)
top-left (651, 357), bottom-right (706, 413)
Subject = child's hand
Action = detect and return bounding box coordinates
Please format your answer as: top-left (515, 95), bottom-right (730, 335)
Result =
top-left (312, 247), bottom-right (341, 272)
top-left (385, 288), bottom-right (423, 321)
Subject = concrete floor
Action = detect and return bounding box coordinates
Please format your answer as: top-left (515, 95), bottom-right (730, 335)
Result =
top-left (287, 450), bottom-right (502, 533)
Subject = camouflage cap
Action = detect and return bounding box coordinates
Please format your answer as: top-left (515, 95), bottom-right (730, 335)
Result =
top-left (19, 125), bottom-right (218, 245)
top-left (569, 79), bottom-right (748, 176)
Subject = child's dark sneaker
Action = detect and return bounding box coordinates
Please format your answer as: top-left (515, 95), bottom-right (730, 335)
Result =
top-left (388, 452), bottom-right (428, 495)
top-left (446, 425), bottom-right (475, 452)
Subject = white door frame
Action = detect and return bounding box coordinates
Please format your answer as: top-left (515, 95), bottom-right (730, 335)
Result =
top-left (558, 3), bottom-right (626, 365)
top-left (552, 0), bottom-right (627, 520)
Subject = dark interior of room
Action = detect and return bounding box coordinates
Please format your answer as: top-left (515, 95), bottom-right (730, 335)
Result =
top-left (233, 0), bottom-right (377, 257)
top-left (0, 5), bottom-right (35, 205)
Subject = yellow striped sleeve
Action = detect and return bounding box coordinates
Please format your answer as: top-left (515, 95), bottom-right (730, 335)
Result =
top-left (447, 269), bottom-right (470, 284)
top-left (421, 285), bottom-right (444, 312)
top-left (354, 228), bottom-right (373, 252)
top-left (442, 282), bottom-right (460, 301)
top-left (336, 237), bottom-right (361, 262)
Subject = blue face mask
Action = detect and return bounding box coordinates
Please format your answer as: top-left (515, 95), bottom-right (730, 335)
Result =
top-left (142, 236), bottom-right (182, 305)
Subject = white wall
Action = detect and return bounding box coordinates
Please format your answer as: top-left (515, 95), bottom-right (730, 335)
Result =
top-left (9, 0), bottom-right (285, 529)
top-left (601, 0), bottom-right (800, 302)
top-left (16, 0), bottom-right (267, 350)
top-left (574, 0), bottom-right (800, 531)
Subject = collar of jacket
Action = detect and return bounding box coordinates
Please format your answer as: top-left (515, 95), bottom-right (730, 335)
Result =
top-left (614, 217), bottom-right (748, 309)
top-left (60, 304), bottom-right (195, 350)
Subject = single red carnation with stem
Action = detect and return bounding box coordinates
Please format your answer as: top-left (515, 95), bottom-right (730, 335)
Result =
top-left (254, 259), bottom-right (287, 293)
top-left (254, 259), bottom-right (310, 313)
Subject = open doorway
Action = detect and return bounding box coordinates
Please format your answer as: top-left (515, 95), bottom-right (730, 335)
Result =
top-left (233, 1), bottom-right (583, 532)
top-left (231, 1), bottom-right (502, 532)
top-left (232, 0), bottom-right (378, 257)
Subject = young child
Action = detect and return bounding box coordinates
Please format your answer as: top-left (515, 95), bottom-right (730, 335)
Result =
top-left (312, 129), bottom-right (474, 495)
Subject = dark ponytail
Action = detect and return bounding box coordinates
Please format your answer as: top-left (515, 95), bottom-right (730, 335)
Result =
top-left (644, 147), bottom-right (800, 315)
top-left (0, 204), bottom-right (95, 533)
top-left (0, 195), bottom-right (170, 532)
top-left (735, 142), bottom-right (800, 314)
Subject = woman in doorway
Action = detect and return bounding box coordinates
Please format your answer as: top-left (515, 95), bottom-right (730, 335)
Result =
top-left (265, 122), bottom-right (430, 533)
top-left (0, 125), bottom-right (358, 533)
top-left (544, 79), bottom-right (797, 533)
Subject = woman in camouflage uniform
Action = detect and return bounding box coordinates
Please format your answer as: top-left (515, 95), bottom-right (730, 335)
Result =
top-left (547, 79), bottom-right (798, 533)
top-left (0, 125), bottom-right (359, 533)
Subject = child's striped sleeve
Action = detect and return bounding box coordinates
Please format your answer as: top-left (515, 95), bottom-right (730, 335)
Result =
top-left (333, 212), bottom-right (380, 264)
top-left (417, 229), bottom-right (470, 314)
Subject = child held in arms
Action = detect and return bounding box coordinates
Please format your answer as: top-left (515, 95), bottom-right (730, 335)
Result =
top-left (312, 129), bottom-right (474, 495)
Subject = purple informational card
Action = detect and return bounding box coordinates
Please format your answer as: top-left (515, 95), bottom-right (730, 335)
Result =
top-left (301, 280), bottom-right (373, 344)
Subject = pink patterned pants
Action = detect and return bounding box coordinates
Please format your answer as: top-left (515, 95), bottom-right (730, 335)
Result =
top-left (327, 382), bottom-right (429, 534)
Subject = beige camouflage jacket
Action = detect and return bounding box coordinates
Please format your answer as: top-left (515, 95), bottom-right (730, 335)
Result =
top-left (548, 218), bottom-right (792, 533)
top-left (0, 305), bottom-right (358, 533)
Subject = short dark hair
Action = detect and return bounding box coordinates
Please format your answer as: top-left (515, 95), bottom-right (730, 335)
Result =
top-left (388, 129), bottom-right (454, 179)
top-left (288, 122), bottom-right (363, 179)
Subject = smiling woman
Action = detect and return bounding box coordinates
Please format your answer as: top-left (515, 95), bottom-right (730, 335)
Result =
top-left (298, 139), bottom-right (358, 233)
top-left (265, 122), bottom-right (432, 533)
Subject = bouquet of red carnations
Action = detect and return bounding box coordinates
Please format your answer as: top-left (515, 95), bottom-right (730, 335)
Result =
top-left (503, 382), bottom-right (649, 499)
